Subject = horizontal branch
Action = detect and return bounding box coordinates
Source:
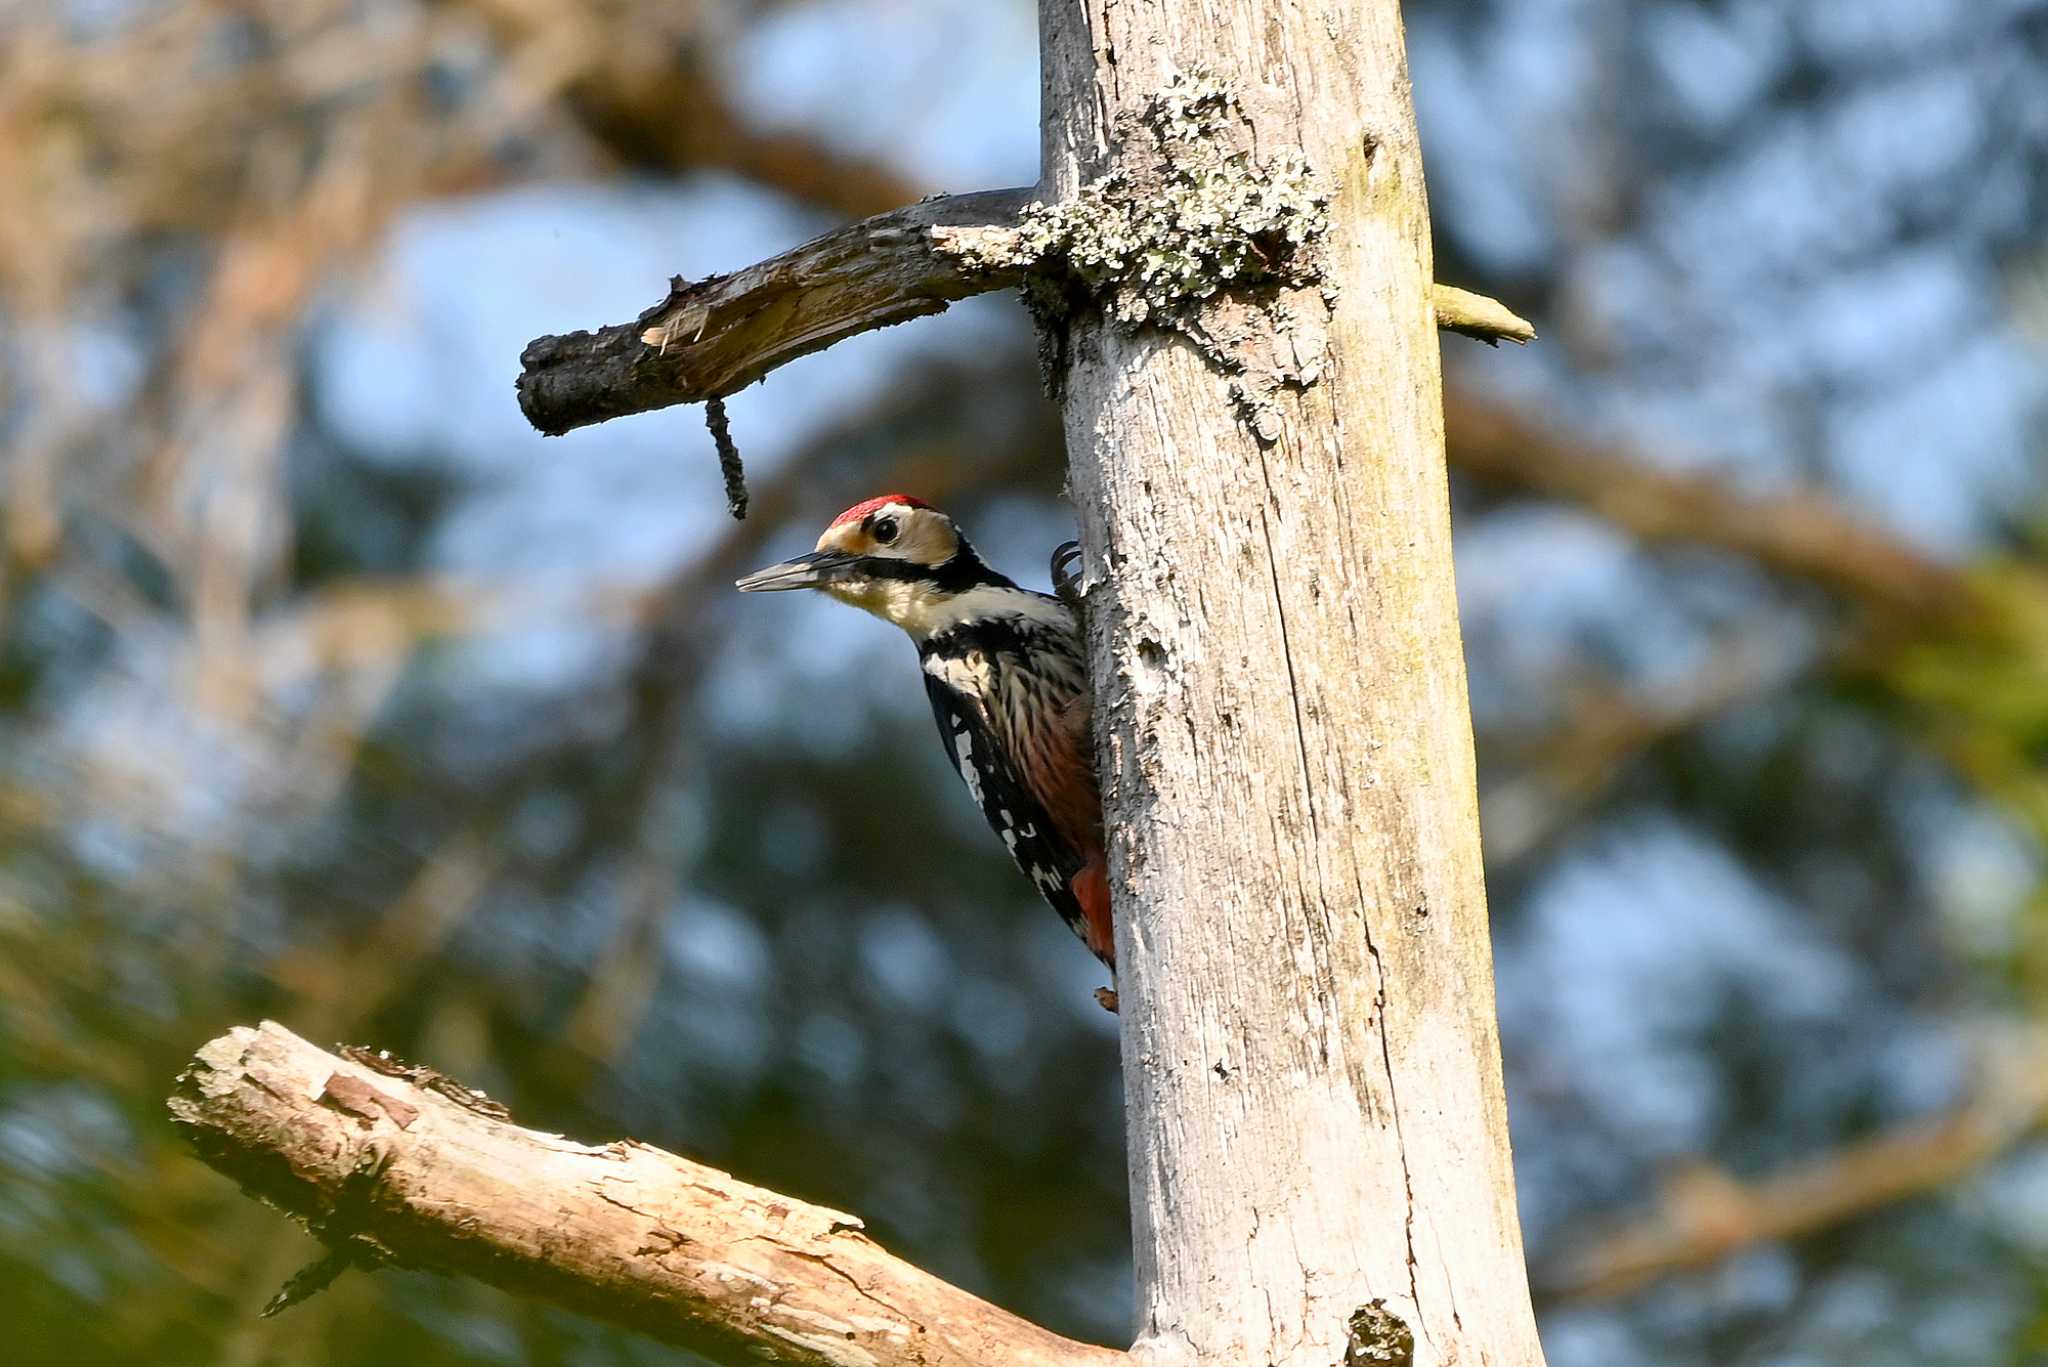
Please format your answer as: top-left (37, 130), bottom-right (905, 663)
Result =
top-left (169, 1022), bottom-right (1124, 1367)
top-left (515, 189), bottom-right (1036, 435)
top-left (515, 189), bottom-right (1533, 436)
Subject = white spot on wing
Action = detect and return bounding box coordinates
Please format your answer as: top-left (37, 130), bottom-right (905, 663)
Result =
top-left (952, 727), bottom-right (983, 804)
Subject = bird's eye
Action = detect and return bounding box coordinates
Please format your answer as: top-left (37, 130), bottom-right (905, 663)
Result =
top-left (870, 515), bottom-right (900, 545)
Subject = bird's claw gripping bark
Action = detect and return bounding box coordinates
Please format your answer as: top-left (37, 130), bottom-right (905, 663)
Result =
top-left (1051, 540), bottom-right (1083, 606)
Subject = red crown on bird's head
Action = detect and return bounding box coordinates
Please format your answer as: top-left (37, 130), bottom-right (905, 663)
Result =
top-left (828, 493), bottom-right (933, 528)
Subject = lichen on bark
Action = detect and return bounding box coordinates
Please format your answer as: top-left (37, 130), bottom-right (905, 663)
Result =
top-left (1010, 72), bottom-right (1328, 324)
top-left (939, 70), bottom-right (1335, 441)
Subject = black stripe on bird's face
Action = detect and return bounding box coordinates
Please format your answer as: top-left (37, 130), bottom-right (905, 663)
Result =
top-left (857, 546), bottom-right (1008, 593)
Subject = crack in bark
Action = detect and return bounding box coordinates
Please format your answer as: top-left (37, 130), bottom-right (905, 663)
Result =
top-left (1252, 463), bottom-right (1354, 1078)
top-left (1364, 931), bottom-right (1424, 1326)
top-left (785, 1248), bottom-right (931, 1337)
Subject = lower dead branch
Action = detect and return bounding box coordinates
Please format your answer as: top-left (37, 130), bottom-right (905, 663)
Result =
top-left (169, 1022), bottom-right (1125, 1367)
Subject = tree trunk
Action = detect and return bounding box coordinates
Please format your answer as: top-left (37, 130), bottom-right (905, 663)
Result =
top-left (1039, 4), bottom-right (1548, 1364)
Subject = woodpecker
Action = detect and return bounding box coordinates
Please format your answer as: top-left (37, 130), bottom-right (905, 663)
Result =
top-left (737, 495), bottom-right (1114, 1003)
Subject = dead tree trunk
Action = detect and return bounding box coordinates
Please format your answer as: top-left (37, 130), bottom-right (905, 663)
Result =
top-left (1038, 4), bottom-right (1546, 1364)
top-left (178, 3), bottom-right (1549, 1364)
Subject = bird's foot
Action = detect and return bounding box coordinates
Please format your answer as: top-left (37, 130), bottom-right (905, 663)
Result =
top-left (1051, 540), bottom-right (1083, 606)
top-left (1093, 986), bottom-right (1119, 1014)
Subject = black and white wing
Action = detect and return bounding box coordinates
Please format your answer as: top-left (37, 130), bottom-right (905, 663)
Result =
top-left (919, 662), bottom-right (1089, 942)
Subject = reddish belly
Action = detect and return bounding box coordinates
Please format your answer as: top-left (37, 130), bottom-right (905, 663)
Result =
top-left (1072, 857), bottom-right (1114, 967)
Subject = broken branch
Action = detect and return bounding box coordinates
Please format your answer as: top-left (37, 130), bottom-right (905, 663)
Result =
top-left (515, 188), bottom-right (1036, 435)
top-left (169, 1022), bottom-right (1125, 1367)
top-left (513, 187), bottom-right (1532, 436)
top-left (1434, 284), bottom-right (1537, 345)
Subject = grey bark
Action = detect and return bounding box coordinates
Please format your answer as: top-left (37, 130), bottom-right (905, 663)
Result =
top-left (1038, 4), bottom-right (1548, 1365)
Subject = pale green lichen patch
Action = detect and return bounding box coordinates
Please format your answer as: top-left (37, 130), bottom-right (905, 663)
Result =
top-left (1010, 72), bottom-right (1330, 327)
top-left (931, 72), bottom-right (1341, 441)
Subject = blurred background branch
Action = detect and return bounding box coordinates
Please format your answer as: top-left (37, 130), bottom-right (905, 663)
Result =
top-left (1542, 1029), bottom-right (2048, 1304)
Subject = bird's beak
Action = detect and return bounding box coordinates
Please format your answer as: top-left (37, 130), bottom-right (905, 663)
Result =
top-left (735, 549), bottom-right (862, 593)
